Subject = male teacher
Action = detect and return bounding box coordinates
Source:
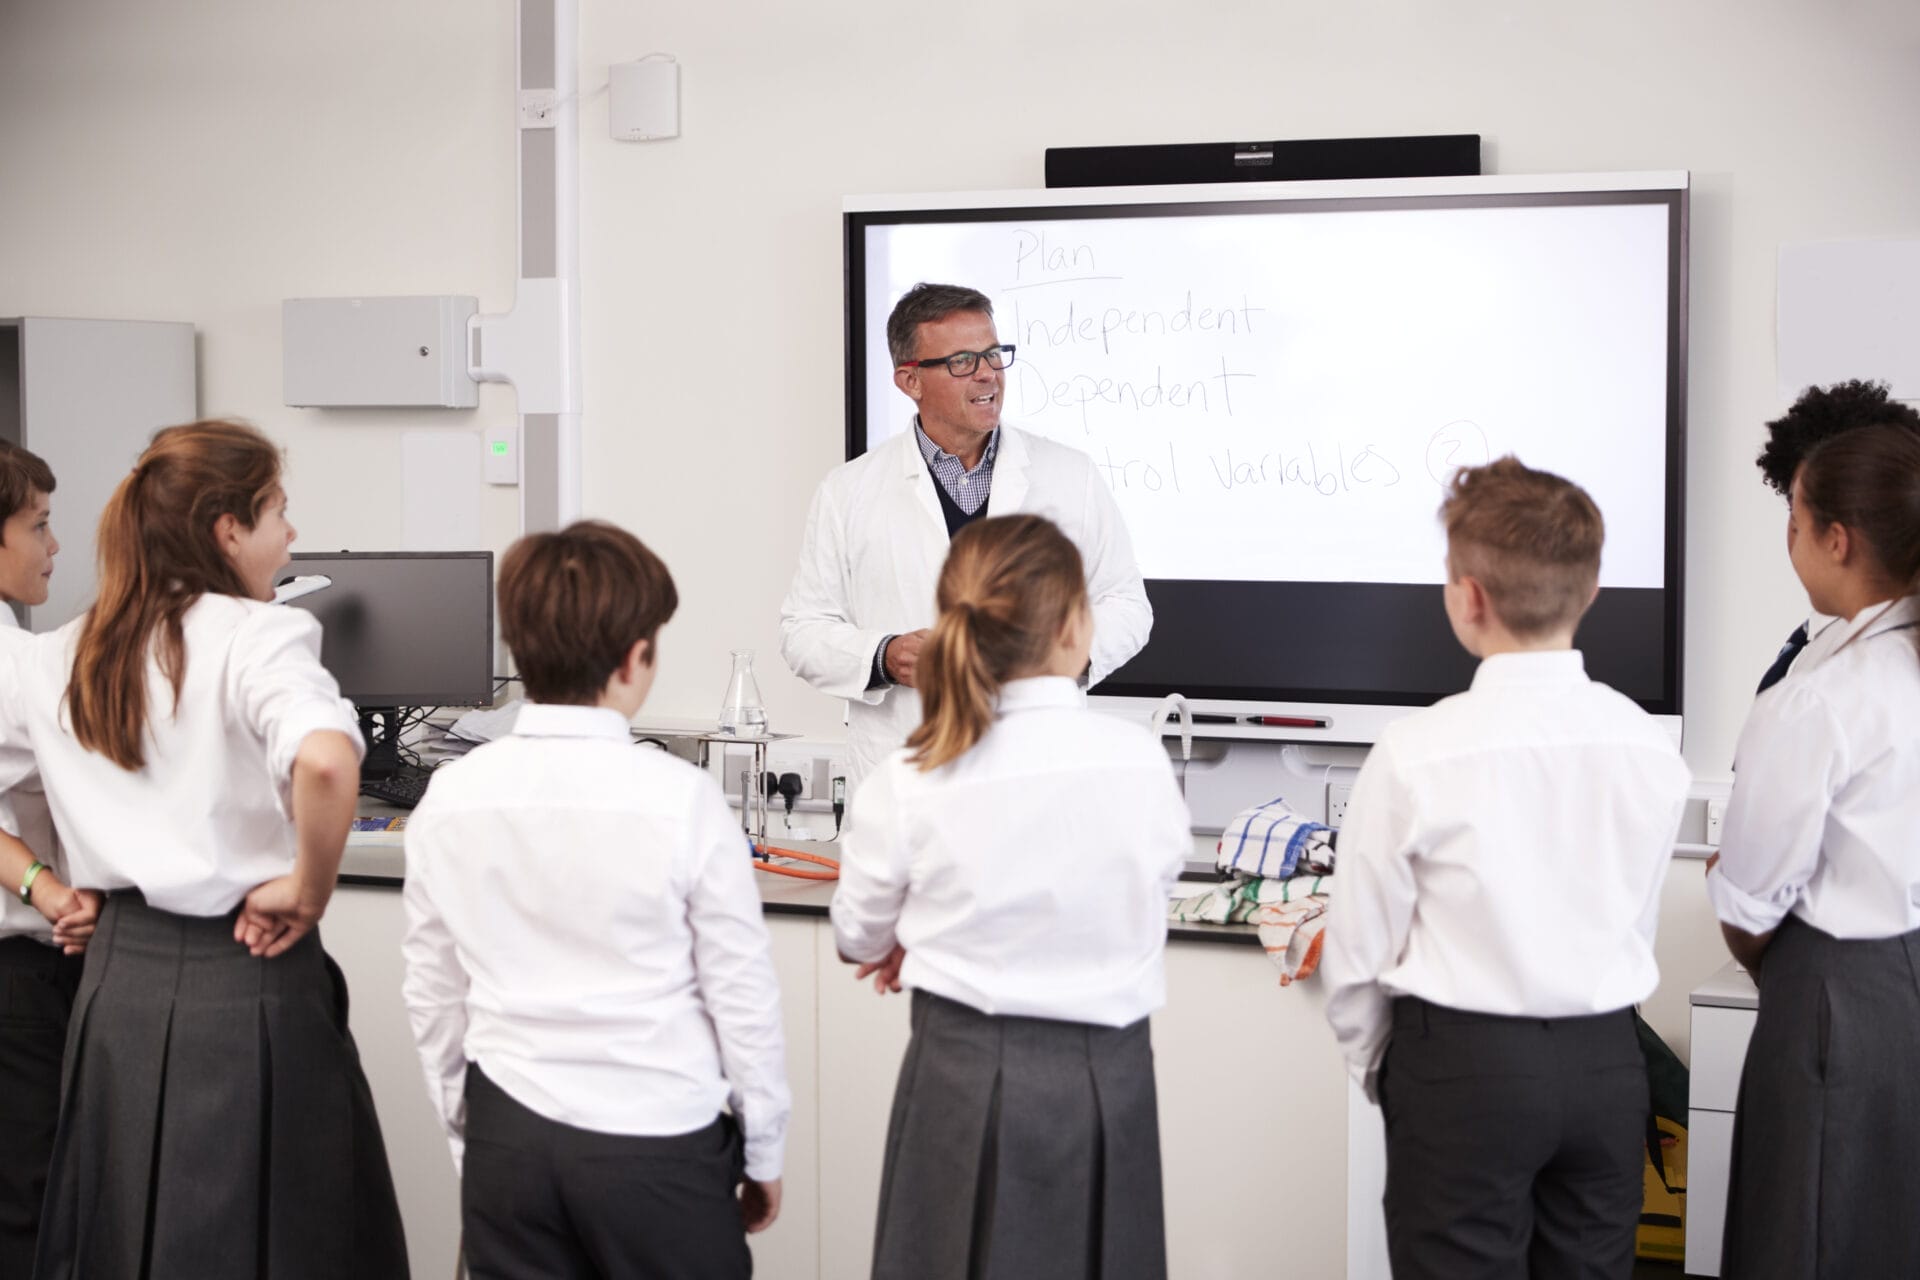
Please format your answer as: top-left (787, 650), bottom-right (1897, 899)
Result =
top-left (780, 282), bottom-right (1153, 785)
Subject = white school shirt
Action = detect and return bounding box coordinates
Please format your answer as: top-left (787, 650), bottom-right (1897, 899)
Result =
top-left (0, 611), bottom-right (64, 944)
top-left (0, 595), bottom-right (363, 917)
top-left (778, 425), bottom-right (1153, 785)
top-left (1321, 650), bottom-right (1691, 1097)
top-left (1710, 595), bottom-right (1920, 939)
top-left (400, 703), bottom-right (790, 1180)
top-left (830, 677), bottom-right (1191, 1027)
top-left (1797, 610), bottom-right (1845, 671)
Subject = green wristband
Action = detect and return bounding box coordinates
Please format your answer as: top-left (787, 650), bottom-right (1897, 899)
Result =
top-left (18, 861), bottom-right (46, 905)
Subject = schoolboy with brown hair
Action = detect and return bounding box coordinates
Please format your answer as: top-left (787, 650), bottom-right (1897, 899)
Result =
top-left (402, 519), bottom-right (789, 1280)
top-left (0, 438), bottom-right (97, 1275)
top-left (1323, 456), bottom-right (1691, 1280)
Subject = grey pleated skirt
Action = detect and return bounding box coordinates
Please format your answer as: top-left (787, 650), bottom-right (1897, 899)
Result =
top-left (32, 891), bottom-right (409, 1279)
top-left (1721, 914), bottom-right (1920, 1279)
top-left (871, 989), bottom-right (1167, 1280)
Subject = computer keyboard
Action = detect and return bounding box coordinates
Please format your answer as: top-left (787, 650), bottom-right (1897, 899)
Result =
top-left (359, 764), bottom-right (437, 811)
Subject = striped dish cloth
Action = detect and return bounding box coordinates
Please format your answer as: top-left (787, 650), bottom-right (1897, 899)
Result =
top-left (1215, 797), bottom-right (1336, 880)
top-left (1169, 874), bottom-right (1330, 985)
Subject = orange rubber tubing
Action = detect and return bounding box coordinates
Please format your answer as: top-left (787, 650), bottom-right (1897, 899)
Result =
top-left (752, 843), bottom-right (840, 880)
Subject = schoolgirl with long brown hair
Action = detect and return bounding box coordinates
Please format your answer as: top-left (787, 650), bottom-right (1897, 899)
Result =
top-left (0, 419), bottom-right (407, 1278)
top-left (829, 513), bottom-right (1189, 1280)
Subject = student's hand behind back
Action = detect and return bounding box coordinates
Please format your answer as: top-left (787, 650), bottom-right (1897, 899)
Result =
top-left (740, 1178), bottom-right (782, 1233)
top-left (35, 879), bottom-right (102, 955)
top-left (854, 943), bottom-right (907, 994)
top-left (235, 874), bottom-right (328, 958)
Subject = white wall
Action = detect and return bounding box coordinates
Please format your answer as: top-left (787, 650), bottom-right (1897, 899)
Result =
top-left (570, 0), bottom-right (1920, 775)
top-left (6, 0), bottom-right (1920, 763)
top-left (0, 0), bottom-right (523, 559)
top-left (4, 0), bottom-right (1916, 1024)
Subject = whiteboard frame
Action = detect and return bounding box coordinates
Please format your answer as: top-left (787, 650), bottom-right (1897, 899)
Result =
top-left (846, 169), bottom-right (1690, 215)
top-left (842, 172), bottom-right (1689, 746)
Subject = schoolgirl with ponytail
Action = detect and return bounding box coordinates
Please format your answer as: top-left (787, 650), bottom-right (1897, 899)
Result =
top-left (0, 420), bottom-right (407, 1278)
top-left (1709, 423), bottom-right (1920, 1277)
top-left (830, 513), bottom-right (1189, 1280)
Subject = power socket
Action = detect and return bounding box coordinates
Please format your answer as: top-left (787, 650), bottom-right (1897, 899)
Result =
top-left (1705, 798), bottom-right (1727, 847)
top-left (714, 744), bottom-right (849, 814)
top-left (1327, 782), bottom-right (1354, 827)
top-left (766, 750), bottom-right (815, 802)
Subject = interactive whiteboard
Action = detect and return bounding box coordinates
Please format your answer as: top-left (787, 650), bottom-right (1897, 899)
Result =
top-left (845, 174), bottom-right (1687, 726)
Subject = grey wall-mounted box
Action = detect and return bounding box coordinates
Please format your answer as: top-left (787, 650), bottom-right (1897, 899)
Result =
top-left (283, 296), bottom-right (479, 408)
top-left (2, 316), bottom-right (198, 629)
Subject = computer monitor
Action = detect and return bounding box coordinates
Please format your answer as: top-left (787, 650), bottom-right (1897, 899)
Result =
top-left (278, 551), bottom-right (494, 775)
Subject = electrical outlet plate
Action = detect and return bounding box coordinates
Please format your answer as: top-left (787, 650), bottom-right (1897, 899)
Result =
top-left (1705, 798), bottom-right (1727, 847)
top-left (1326, 782), bottom-right (1354, 827)
top-left (766, 750), bottom-right (816, 802)
top-left (714, 744), bottom-right (849, 814)
top-left (518, 89), bottom-right (558, 129)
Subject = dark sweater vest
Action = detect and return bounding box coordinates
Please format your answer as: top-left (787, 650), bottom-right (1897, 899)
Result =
top-left (931, 471), bottom-right (989, 538)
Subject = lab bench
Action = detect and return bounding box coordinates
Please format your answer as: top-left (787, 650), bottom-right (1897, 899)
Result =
top-left (327, 828), bottom-right (1345, 1280)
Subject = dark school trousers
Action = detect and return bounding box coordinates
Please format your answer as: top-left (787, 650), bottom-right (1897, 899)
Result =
top-left (1379, 997), bottom-right (1648, 1280)
top-left (462, 1063), bottom-right (751, 1280)
top-left (0, 936), bottom-right (83, 1277)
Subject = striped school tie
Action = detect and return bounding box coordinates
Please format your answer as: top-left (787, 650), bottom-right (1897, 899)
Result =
top-left (1755, 622), bottom-right (1810, 694)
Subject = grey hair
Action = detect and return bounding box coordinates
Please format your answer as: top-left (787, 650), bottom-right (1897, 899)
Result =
top-left (886, 283), bottom-right (994, 367)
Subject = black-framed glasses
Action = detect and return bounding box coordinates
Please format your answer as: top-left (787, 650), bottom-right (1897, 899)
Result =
top-left (901, 344), bottom-right (1017, 377)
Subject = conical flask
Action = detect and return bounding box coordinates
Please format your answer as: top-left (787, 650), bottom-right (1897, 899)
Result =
top-left (717, 649), bottom-right (768, 736)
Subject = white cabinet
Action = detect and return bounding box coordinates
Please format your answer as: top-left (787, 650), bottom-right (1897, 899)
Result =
top-left (325, 884), bottom-right (462, 1280)
top-left (749, 917), bottom-right (822, 1280)
top-left (1685, 963), bottom-right (1757, 1276)
top-left (0, 317), bottom-right (196, 628)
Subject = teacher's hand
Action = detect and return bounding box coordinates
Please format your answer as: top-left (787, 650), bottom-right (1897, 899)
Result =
top-left (885, 630), bottom-right (930, 689)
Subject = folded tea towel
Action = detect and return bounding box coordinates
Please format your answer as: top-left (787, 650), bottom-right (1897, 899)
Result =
top-left (1216, 797), bottom-right (1336, 880)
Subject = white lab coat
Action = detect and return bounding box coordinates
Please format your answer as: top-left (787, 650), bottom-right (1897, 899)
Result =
top-left (779, 425), bottom-right (1152, 785)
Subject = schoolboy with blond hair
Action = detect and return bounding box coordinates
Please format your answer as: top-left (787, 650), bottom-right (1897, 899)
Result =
top-left (1323, 457), bottom-right (1690, 1280)
top-left (402, 520), bottom-right (789, 1280)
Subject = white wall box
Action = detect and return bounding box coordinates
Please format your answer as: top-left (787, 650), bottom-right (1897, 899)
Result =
top-left (0, 317), bottom-right (198, 630)
top-left (609, 57), bottom-right (680, 141)
top-left (283, 296), bottom-right (479, 408)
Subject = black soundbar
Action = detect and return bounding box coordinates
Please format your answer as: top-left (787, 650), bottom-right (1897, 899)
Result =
top-left (1044, 134), bottom-right (1480, 188)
